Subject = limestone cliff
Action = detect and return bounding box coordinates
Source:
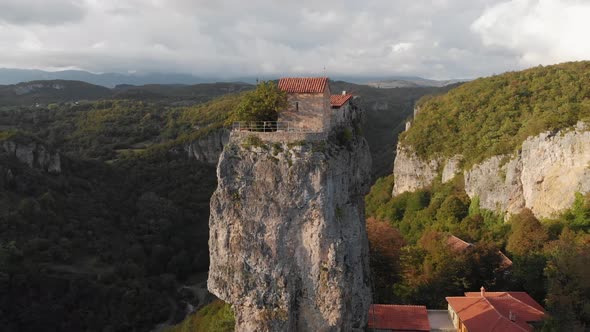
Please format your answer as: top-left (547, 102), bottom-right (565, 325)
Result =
top-left (208, 133), bottom-right (372, 331)
top-left (1, 138), bottom-right (61, 173)
top-left (393, 122), bottom-right (590, 218)
top-left (184, 129), bottom-right (229, 164)
top-left (392, 144), bottom-right (439, 196)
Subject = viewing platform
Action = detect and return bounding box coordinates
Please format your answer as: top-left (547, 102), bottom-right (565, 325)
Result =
top-left (230, 121), bottom-right (327, 143)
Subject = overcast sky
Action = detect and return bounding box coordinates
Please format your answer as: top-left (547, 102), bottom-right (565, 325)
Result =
top-left (0, 0), bottom-right (589, 79)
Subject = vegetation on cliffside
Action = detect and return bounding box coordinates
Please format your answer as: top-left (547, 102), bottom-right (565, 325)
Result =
top-left (401, 61), bottom-right (590, 167)
top-left (166, 300), bottom-right (235, 332)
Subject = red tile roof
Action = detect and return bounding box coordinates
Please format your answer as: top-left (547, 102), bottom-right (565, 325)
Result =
top-left (447, 291), bottom-right (544, 332)
top-left (330, 94), bottom-right (353, 107)
top-left (447, 235), bottom-right (473, 251)
top-left (447, 235), bottom-right (512, 269)
top-left (498, 251), bottom-right (514, 270)
top-left (368, 304), bottom-right (431, 331)
top-left (278, 77), bottom-right (328, 93)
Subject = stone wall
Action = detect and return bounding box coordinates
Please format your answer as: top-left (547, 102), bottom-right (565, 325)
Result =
top-left (279, 87), bottom-right (331, 132)
top-left (230, 131), bottom-right (327, 143)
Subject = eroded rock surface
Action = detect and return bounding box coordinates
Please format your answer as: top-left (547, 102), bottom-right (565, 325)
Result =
top-left (1, 139), bottom-right (61, 173)
top-left (185, 129), bottom-right (229, 164)
top-left (208, 135), bottom-right (372, 331)
top-left (392, 144), bottom-right (439, 196)
top-left (393, 122), bottom-right (590, 218)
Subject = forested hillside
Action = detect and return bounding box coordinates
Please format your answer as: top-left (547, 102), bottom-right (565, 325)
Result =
top-left (367, 62), bottom-right (590, 331)
top-left (0, 95), bottom-right (240, 331)
top-left (402, 61), bottom-right (590, 167)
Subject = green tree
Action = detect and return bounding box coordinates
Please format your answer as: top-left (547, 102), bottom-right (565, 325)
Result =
top-left (228, 81), bottom-right (287, 124)
top-left (544, 229), bottom-right (590, 331)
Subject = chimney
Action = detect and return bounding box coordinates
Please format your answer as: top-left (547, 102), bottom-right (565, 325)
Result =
top-left (480, 286), bottom-right (486, 297)
top-left (342, 90), bottom-right (346, 95)
top-left (509, 311), bottom-right (517, 321)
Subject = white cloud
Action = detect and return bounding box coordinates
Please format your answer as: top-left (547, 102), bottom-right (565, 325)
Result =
top-left (472, 0), bottom-right (590, 67)
top-left (0, 0), bottom-right (587, 79)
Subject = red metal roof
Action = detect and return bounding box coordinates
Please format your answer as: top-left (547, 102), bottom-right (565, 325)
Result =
top-left (330, 94), bottom-right (353, 107)
top-left (368, 304), bottom-right (431, 331)
top-left (278, 77), bottom-right (328, 93)
top-left (447, 291), bottom-right (544, 332)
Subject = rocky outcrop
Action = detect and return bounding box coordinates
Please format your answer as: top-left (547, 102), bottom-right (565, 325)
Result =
top-left (184, 129), bottom-right (229, 164)
top-left (392, 145), bottom-right (439, 196)
top-left (208, 134), bottom-right (372, 331)
top-left (464, 155), bottom-right (525, 215)
top-left (1, 139), bottom-right (61, 173)
top-left (393, 122), bottom-right (590, 218)
top-left (466, 122), bottom-right (590, 218)
top-left (442, 155), bottom-right (463, 183)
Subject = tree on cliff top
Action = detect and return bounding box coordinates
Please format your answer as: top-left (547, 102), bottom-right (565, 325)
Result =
top-left (227, 81), bottom-right (287, 123)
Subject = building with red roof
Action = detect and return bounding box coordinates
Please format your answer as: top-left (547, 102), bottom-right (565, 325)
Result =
top-left (446, 235), bottom-right (513, 270)
top-left (446, 287), bottom-right (545, 332)
top-left (368, 304), bottom-right (431, 331)
top-left (272, 77), bottom-right (358, 133)
top-left (277, 77), bottom-right (332, 132)
top-left (330, 93), bottom-right (354, 108)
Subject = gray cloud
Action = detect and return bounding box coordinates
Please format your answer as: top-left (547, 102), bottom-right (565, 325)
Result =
top-left (0, 0), bottom-right (588, 79)
top-left (0, 0), bottom-right (86, 25)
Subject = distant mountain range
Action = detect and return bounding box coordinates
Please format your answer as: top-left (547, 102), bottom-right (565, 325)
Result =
top-left (0, 68), bottom-right (223, 88)
top-left (0, 79), bottom-right (254, 106)
top-left (0, 68), bottom-right (468, 88)
top-left (365, 76), bottom-right (469, 88)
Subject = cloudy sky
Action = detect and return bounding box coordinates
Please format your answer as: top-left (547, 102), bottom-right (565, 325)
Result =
top-left (0, 0), bottom-right (589, 79)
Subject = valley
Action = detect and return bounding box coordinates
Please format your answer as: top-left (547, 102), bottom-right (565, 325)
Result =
top-left (2, 62), bottom-right (590, 331)
top-left (0, 79), bottom-right (443, 331)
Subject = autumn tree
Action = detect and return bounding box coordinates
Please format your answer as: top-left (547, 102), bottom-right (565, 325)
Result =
top-left (506, 209), bottom-right (549, 302)
top-left (507, 209), bottom-right (548, 256)
top-left (366, 218), bottom-right (405, 303)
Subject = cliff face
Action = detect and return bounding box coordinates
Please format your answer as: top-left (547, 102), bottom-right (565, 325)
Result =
top-left (184, 129), bottom-right (229, 164)
top-left (208, 134), bottom-right (372, 331)
top-left (394, 122), bottom-right (590, 218)
top-left (392, 144), bottom-right (439, 196)
top-left (1, 139), bottom-right (61, 173)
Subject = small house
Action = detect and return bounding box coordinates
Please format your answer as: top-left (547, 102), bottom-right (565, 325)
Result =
top-left (446, 287), bottom-right (545, 332)
top-left (278, 77), bottom-right (331, 132)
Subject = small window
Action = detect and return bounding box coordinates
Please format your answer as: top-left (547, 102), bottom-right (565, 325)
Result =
top-left (295, 101), bottom-right (299, 111)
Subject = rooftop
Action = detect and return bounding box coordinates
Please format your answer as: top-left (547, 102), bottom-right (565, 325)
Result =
top-left (446, 234), bottom-right (513, 269)
top-left (447, 234), bottom-right (473, 251)
top-left (278, 77), bottom-right (328, 93)
top-left (330, 94), bottom-right (353, 107)
top-left (368, 304), bottom-right (431, 331)
top-left (446, 289), bottom-right (545, 332)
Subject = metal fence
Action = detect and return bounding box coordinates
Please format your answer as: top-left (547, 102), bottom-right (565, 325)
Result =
top-left (232, 121), bottom-right (316, 133)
